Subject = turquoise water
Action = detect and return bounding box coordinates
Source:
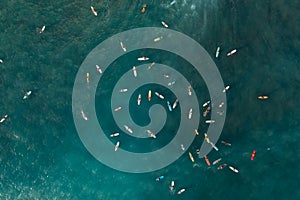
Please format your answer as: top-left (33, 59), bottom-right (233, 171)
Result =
top-left (0, 0), bottom-right (300, 199)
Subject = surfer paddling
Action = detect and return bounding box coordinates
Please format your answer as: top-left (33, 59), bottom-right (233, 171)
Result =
top-left (0, 115), bottom-right (8, 123)
top-left (96, 65), bottom-right (103, 74)
top-left (23, 91), bottom-right (32, 99)
top-left (161, 21), bottom-right (169, 28)
top-left (146, 130), bottom-right (156, 138)
top-left (137, 94), bottom-right (141, 105)
top-left (189, 152), bottom-right (195, 163)
top-left (215, 46), bottom-right (220, 58)
top-left (90, 6), bottom-right (98, 16)
top-left (114, 141), bottom-right (120, 151)
top-left (132, 66), bottom-right (137, 77)
top-left (227, 49), bottom-right (237, 56)
top-left (39, 25), bottom-right (45, 34)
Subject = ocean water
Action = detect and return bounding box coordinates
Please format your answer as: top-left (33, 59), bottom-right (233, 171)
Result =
top-left (0, 0), bottom-right (300, 199)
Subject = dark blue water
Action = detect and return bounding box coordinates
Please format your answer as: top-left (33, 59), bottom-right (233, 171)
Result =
top-left (0, 0), bottom-right (299, 199)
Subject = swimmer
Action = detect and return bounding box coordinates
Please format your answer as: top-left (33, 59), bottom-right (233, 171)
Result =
top-left (137, 94), bottom-right (141, 105)
top-left (219, 102), bottom-right (224, 108)
top-left (221, 140), bottom-right (232, 146)
top-left (137, 56), bottom-right (149, 61)
top-left (120, 41), bottom-right (126, 52)
top-left (194, 129), bottom-right (199, 135)
top-left (180, 144), bottom-right (185, 151)
top-left (148, 90), bottom-right (152, 101)
top-left (215, 46), bottom-right (220, 58)
top-left (202, 100), bottom-right (210, 107)
top-left (114, 106), bottom-right (122, 112)
top-left (86, 73), bottom-right (90, 84)
top-left (81, 110), bottom-right (88, 120)
top-left (39, 25), bottom-right (45, 34)
top-left (188, 86), bottom-right (192, 96)
top-left (90, 6), bottom-right (98, 16)
top-left (23, 90), bottom-right (32, 99)
top-left (189, 152), bottom-right (195, 163)
top-left (147, 62), bottom-right (155, 69)
top-left (188, 108), bottom-right (193, 119)
top-left (169, 180), bottom-right (175, 191)
top-left (96, 65), bottom-right (103, 74)
top-left (223, 85), bottom-right (230, 92)
top-left (172, 99), bottom-right (179, 109)
top-left (119, 88), bottom-right (128, 93)
top-left (141, 4), bottom-right (147, 13)
top-left (177, 188), bottom-right (185, 195)
top-left (132, 66), bottom-right (137, 77)
top-left (205, 120), bottom-right (215, 124)
top-left (203, 106), bottom-right (211, 117)
top-left (124, 125), bottom-right (133, 134)
top-left (155, 92), bottom-right (164, 100)
top-left (114, 141), bottom-right (120, 151)
top-left (110, 132), bottom-right (119, 137)
top-left (0, 115), bottom-right (8, 123)
top-left (154, 36), bottom-right (163, 42)
top-left (258, 95), bottom-right (269, 100)
top-left (161, 21), bottom-right (169, 28)
top-left (146, 130), bottom-right (156, 138)
top-left (213, 158), bottom-right (222, 165)
top-left (227, 49), bottom-right (237, 56)
top-left (217, 163), bottom-right (227, 170)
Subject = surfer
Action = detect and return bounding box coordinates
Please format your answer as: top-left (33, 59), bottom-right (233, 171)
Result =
top-left (172, 99), bottom-right (179, 109)
top-left (114, 106), bottom-right (122, 112)
top-left (229, 166), bottom-right (239, 173)
top-left (124, 125), bottom-right (133, 134)
top-left (221, 140), bottom-right (232, 146)
top-left (205, 120), bottom-right (215, 124)
top-left (188, 108), bottom-right (193, 119)
top-left (39, 25), bottom-right (45, 34)
top-left (194, 129), bottom-right (199, 135)
top-left (250, 150), bottom-right (257, 160)
top-left (114, 141), bottom-right (120, 151)
top-left (161, 21), bottom-right (169, 28)
top-left (154, 36), bottom-right (163, 42)
top-left (137, 56), bottom-right (149, 61)
top-left (148, 90), bottom-right (152, 101)
top-left (147, 62), bottom-right (155, 69)
top-left (23, 91), bottom-right (32, 99)
top-left (215, 46), bottom-right (220, 58)
top-left (155, 92), bottom-right (164, 100)
top-left (204, 155), bottom-right (211, 166)
top-left (120, 88), bottom-right (128, 93)
top-left (81, 110), bottom-right (88, 121)
top-left (86, 73), bottom-right (90, 84)
top-left (137, 94), bottom-right (141, 105)
top-left (141, 4), bottom-right (147, 13)
top-left (203, 100), bottom-right (210, 107)
top-left (167, 81), bottom-right (175, 86)
top-left (177, 188), bottom-right (185, 195)
top-left (90, 6), bottom-right (98, 16)
top-left (156, 176), bottom-right (164, 181)
top-left (227, 49), bottom-right (237, 56)
top-left (188, 86), bottom-right (192, 96)
top-left (0, 115), bottom-right (8, 123)
top-left (96, 65), bottom-right (103, 74)
top-left (120, 41), bottom-right (127, 52)
top-left (219, 102), bottom-right (224, 108)
top-left (213, 158), bottom-right (222, 165)
top-left (110, 132), bottom-right (119, 137)
top-left (218, 163), bottom-right (227, 170)
top-left (169, 181), bottom-right (175, 191)
top-left (167, 101), bottom-right (172, 111)
top-left (203, 106), bottom-right (211, 117)
top-left (223, 85), bottom-right (230, 92)
top-left (258, 95), bottom-right (269, 100)
top-left (189, 152), bottom-right (195, 163)
top-left (180, 144), bottom-right (185, 151)
top-left (132, 66), bottom-right (137, 77)
top-left (146, 130), bottom-right (156, 138)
